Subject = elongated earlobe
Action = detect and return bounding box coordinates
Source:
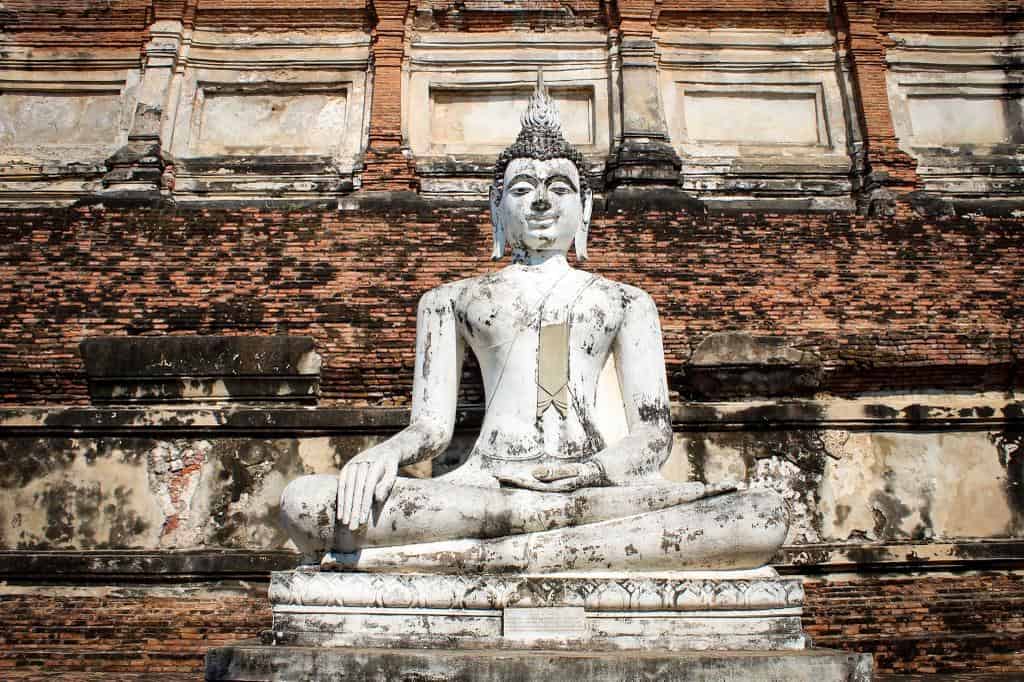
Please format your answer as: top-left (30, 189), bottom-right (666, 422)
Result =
top-left (574, 225), bottom-right (588, 262)
top-left (489, 185), bottom-right (505, 260)
top-left (575, 189), bottom-right (593, 262)
top-left (492, 223), bottom-right (506, 260)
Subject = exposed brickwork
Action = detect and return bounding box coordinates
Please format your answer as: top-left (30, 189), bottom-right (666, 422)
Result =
top-left (803, 573), bottom-right (1024, 675)
top-left (836, 1), bottom-right (920, 199)
top-left (655, 0), bottom-right (830, 31)
top-left (427, 0), bottom-right (607, 31)
top-left (190, 0), bottom-right (371, 31)
top-left (0, 589), bottom-right (268, 677)
top-left (0, 0), bottom-right (153, 48)
top-left (879, 0), bottom-right (1024, 36)
top-left (1, 205), bottom-right (1021, 405)
top-left (0, 572), bottom-right (1021, 676)
top-left (614, 0), bottom-right (654, 37)
top-left (360, 0), bottom-right (418, 191)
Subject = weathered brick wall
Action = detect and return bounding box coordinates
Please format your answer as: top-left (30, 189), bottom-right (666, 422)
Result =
top-left (189, 0), bottom-right (370, 30)
top-left (804, 572), bottom-right (1024, 675)
top-left (1, 572), bottom-right (1021, 676)
top-left (2, 204), bottom-right (1021, 405)
top-left (0, 586), bottom-right (267, 677)
top-left (0, 0), bottom-right (153, 48)
top-left (426, 0), bottom-right (607, 31)
top-left (655, 0), bottom-right (830, 31)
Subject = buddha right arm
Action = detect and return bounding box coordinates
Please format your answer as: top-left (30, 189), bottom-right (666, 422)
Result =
top-left (337, 286), bottom-right (465, 530)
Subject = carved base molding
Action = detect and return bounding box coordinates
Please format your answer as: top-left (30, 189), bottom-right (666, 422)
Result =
top-left (267, 569), bottom-right (810, 652)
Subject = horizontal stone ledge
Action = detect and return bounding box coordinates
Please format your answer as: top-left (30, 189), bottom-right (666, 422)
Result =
top-left (7, 189), bottom-right (1024, 216)
top-left (0, 550), bottom-right (296, 579)
top-left (0, 540), bottom-right (1021, 580)
top-left (85, 377), bottom-right (320, 404)
top-left (79, 335), bottom-right (322, 378)
top-left (776, 539), bottom-right (1024, 573)
top-left (672, 392), bottom-right (1023, 428)
top-left (1, 393), bottom-right (1019, 433)
top-left (0, 405), bottom-right (417, 432)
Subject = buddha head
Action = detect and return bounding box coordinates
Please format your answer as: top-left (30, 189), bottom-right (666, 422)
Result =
top-left (490, 71), bottom-right (593, 262)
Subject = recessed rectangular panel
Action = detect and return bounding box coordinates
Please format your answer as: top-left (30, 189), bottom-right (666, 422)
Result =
top-left (907, 95), bottom-right (1021, 145)
top-left (0, 92), bottom-right (122, 147)
top-left (430, 88), bottom-right (593, 147)
top-left (195, 90), bottom-right (348, 156)
top-left (503, 607), bottom-right (588, 642)
top-left (682, 90), bottom-right (821, 145)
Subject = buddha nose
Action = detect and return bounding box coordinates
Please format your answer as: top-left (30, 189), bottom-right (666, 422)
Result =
top-left (531, 186), bottom-right (551, 212)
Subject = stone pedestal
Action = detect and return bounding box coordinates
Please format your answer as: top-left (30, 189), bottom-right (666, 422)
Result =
top-left (205, 568), bottom-right (873, 680)
top-left (265, 568), bottom-right (807, 651)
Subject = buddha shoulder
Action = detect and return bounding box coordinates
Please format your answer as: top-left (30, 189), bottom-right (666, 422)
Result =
top-left (414, 280), bottom-right (473, 317)
top-left (576, 276), bottom-right (661, 328)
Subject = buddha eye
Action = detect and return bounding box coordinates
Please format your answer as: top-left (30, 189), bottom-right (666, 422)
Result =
top-left (509, 183), bottom-right (534, 196)
top-left (549, 182), bottom-right (573, 195)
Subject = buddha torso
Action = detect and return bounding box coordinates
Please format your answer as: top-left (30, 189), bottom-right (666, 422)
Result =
top-left (439, 258), bottom-right (646, 483)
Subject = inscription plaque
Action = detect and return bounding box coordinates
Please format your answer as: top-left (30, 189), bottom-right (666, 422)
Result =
top-left (503, 607), bottom-right (588, 642)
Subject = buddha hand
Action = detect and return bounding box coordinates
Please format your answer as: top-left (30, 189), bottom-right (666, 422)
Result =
top-left (496, 460), bottom-right (606, 493)
top-left (337, 447), bottom-right (402, 531)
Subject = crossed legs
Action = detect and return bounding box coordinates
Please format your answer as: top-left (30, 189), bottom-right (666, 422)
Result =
top-left (279, 475), bottom-right (788, 572)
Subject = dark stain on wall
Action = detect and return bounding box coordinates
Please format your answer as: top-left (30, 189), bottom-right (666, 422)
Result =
top-left (992, 430), bottom-right (1024, 534)
top-left (0, 438), bottom-right (77, 488)
top-left (25, 476), bottom-right (150, 549)
top-left (206, 440), bottom-right (301, 547)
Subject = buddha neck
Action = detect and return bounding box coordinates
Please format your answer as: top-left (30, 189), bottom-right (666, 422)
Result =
top-left (510, 249), bottom-right (571, 270)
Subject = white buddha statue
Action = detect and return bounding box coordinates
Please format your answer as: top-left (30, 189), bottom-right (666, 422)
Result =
top-left (280, 75), bottom-right (788, 574)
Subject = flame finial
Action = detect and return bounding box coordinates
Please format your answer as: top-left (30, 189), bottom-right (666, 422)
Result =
top-left (520, 69), bottom-right (561, 133)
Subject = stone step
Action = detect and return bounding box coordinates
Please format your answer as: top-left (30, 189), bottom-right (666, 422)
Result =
top-left (206, 643), bottom-right (873, 682)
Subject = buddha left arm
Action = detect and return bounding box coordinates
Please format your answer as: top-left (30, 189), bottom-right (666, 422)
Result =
top-left (590, 290), bottom-right (673, 484)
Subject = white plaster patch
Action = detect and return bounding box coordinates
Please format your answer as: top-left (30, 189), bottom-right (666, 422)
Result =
top-left (661, 433), bottom-right (693, 483)
top-left (429, 87), bottom-right (594, 150)
top-left (907, 95), bottom-right (1020, 146)
top-left (700, 439), bottom-right (748, 484)
top-left (194, 89), bottom-right (349, 156)
top-left (0, 92), bottom-right (123, 148)
top-left (926, 432), bottom-right (1014, 537)
top-left (752, 456), bottom-right (821, 545)
top-left (820, 431), bottom-right (1014, 542)
top-left (682, 90), bottom-right (822, 145)
top-left (594, 353), bottom-right (629, 447)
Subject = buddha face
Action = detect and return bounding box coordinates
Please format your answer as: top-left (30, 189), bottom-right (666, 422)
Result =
top-left (491, 157), bottom-right (592, 259)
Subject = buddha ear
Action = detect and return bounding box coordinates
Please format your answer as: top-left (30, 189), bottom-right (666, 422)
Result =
top-left (575, 187), bottom-right (593, 262)
top-left (489, 185), bottom-right (505, 260)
